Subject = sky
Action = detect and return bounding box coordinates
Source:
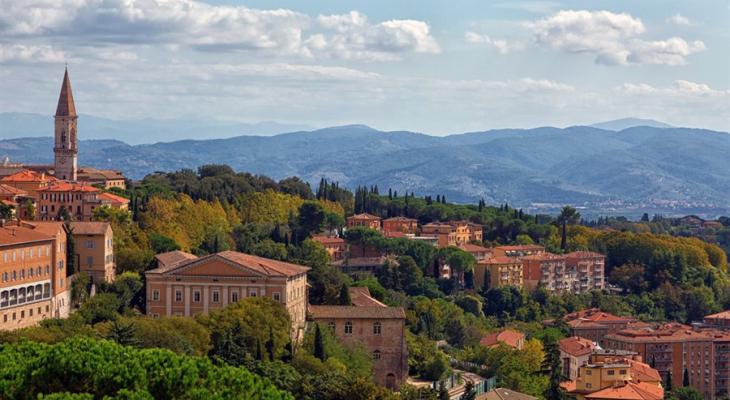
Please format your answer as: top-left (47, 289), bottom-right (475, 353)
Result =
top-left (0, 0), bottom-right (728, 135)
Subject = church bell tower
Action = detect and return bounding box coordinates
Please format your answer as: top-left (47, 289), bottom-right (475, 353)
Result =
top-left (54, 67), bottom-right (78, 181)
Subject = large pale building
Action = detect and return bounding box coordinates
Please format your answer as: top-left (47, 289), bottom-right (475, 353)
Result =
top-left (309, 287), bottom-right (408, 390)
top-left (476, 256), bottom-right (524, 290)
top-left (145, 250), bottom-right (309, 341)
top-left (36, 182), bottom-right (129, 222)
top-left (0, 222), bottom-right (70, 330)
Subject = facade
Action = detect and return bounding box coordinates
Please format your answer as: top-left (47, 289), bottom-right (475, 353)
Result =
top-left (347, 213), bottom-right (382, 230)
top-left (563, 309), bottom-right (641, 345)
top-left (309, 288), bottom-right (408, 390)
top-left (0, 223), bottom-right (69, 330)
top-left (421, 223), bottom-right (456, 247)
top-left (311, 235), bottom-right (347, 261)
top-left (22, 221), bottom-right (71, 320)
top-left (477, 256), bottom-right (524, 290)
top-left (77, 167), bottom-right (126, 190)
top-left (1, 170), bottom-right (56, 198)
top-left (54, 68), bottom-right (78, 181)
top-left (479, 329), bottom-right (525, 350)
top-left (36, 182), bottom-right (129, 222)
top-left (492, 245), bottom-right (545, 258)
top-left (382, 217), bottom-right (418, 235)
top-left (145, 250), bottom-right (309, 341)
top-left (522, 253), bottom-right (570, 292)
top-left (565, 251), bottom-right (606, 292)
top-left (560, 336), bottom-right (598, 380)
top-left (459, 243), bottom-right (492, 262)
top-left (604, 323), bottom-right (730, 399)
top-left (704, 311), bottom-right (730, 329)
top-left (563, 355), bottom-right (663, 400)
top-left (70, 222), bottom-right (115, 283)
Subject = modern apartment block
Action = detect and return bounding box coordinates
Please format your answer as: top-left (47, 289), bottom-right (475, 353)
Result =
top-left (565, 251), bottom-right (606, 292)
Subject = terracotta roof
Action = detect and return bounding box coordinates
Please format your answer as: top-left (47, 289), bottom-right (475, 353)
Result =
top-left (559, 336), bottom-right (597, 357)
top-left (459, 243), bottom-right (491, 252)
top-left (69, 222), bottom-right (111, 235)
top-left (705, 310), bottom-right (730, 320)
top-left (484, 256), bottom-right (522, 264)
top-left (349, 287), bottom-right (387, 307)
top-left (155, 250), bottom-right (198, 269)
top-left (478, 388), bottom-right (537, 400)
top-left (480, 329), bottom-right (525, 349)
top-left (77, 167), bottom-right (125, 181)
top-left (1, 170), bottom-right (55, 183)
top-left (311, 235), bottom-right (345, 245)
top-left (0, 225), bottom-right (54, 246)
top-left (309, 305), bottom-right (405, 319)
top-left (98, 192), bottom-right (130, 204)
top-left (348, 213), bottom-right (381, 220)
top-left (55, 68), bottom-right (77, 117)
top-left (0, 184), bottom-right (28, 196)
top-left (626, 359), bottom-right (661, 383)
top-left (383, 216), bottom-right (417, 222)
top-left (150, 251), bottom-right (310, 277)
top-left (521, 253), bottom-right (566, 261)
top-left (1, 200), bottom-right (16, 207)
top-left (565, 251), bottom-right (605, 259)
top-left (584, 382), bottom-right (663, 400)
top-left (331, 256), bottom-right (390, 268)
top-left (606, 323), bottom-right (716, 343)
top-left (39, 182), bottom-right (99, 193)
top-left (22, 221), bottom-right (65, 236)
top-left (494, 245), bottom-right (544, 252)
top-left (565, 309), bottom-right (636, 323)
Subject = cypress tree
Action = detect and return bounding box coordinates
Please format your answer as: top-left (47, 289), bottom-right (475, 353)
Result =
top-left (666, 371), bottom-right (673, 392)
top-left (314, 323), bottom-right (325, 361)
top-left (266, 326), bottom-right (275, 361)
top-left (338, 284), bottom-right (351, 305)
top-left (255, 338), bottom-right (263, 361)
top-left (683, 368), bottom-right (690, 387)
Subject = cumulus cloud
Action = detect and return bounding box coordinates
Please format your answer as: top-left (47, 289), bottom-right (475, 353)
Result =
top-left (0, 0), bottom-right (438, 61)
top-left (464, 32), bottom-right (519, 54)
top-left (0, 44), bottom-right (65, 63)
top-left (618, 80), bottom-right (728, 96)
top-left (529, 10), bottom-right (705, 66)
top-left (667, 14), bottom-right (692, 26)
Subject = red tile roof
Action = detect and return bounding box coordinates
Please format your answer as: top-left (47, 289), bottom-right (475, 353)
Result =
top-left (565, 251), bottom-right (605, 259)
top-left (705, 310), bottom-right (730, 320)
top-left (348, 213), bottom-right (381, 220)
top-left (626, 359), bottom-right (661, 383)
top-left (69, 222), bottom-right (111, 236)
top-left (459, 243), bottom-right (491, 252)
top-left (98, 192), bottom-right (130, 204)
top-left (565, 308), bottom-right (636, 323)
top-left (0, 184), bottom-right (28, 196)
top-left (480, 329), bottom-right (525, 349)
top-left (309, 305), bottom-right (405, 319)
top-left (149, 251), bottom-right (310, 277)
top-left (1, 170), bottom-right (55, 183)
top-left (349, 287), bottom-right (387, 307)
top-left (311, 235), bottom-right (346, 245)
top-left (484, 256), bottom-right (522, 264)
top-left (521, 253), bottom-right (566, 261)
top-left (584, 382), bottom-right (663, 400)
top-left (39, 182), bottom-right (99, 192)
top-left (559, 336), bottom-right (597, 357)
top-left (154, 250), bottom-right (198, 269)
top-left (0, 225), bottom-right (54, 246)
top-left (494, 245), bottom-right (545, 252)
top-left (383, 216), bottom-right (417, 222)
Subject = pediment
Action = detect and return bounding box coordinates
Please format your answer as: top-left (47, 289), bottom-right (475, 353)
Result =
top-left (170, 256), bottom-right (266, 278)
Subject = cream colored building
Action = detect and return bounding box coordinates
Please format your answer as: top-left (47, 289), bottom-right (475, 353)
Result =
top-left (69, 222), bottom-right (115, 283)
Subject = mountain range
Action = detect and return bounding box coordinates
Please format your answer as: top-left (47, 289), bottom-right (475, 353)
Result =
top-left (1, 122), bottom-right (728, 217)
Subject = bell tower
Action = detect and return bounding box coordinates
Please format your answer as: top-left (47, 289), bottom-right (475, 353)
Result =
top-left (54, 66), bottom-right (78, 181)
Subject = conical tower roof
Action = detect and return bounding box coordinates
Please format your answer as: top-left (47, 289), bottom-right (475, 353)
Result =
top-left (55, 67), bottom-right (77, 117)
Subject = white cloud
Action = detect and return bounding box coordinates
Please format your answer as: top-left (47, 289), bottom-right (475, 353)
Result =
top-left (0, 1), bottom-right (439, 61)
top-left (667, 14), bottom-right (692, 26)
top-left (0, 44), bottom-right (65, 63)
top-left (529, 10), bottom-right (705, 66)
top-left (464, 32), bottom-right (519, 54)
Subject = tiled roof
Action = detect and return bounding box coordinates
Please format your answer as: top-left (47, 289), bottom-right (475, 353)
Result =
top-left (584, 382), bottom-right (663, 400)
top-left (705, 310), bottom-right (730, 320)
top-left (56, 68), bottom-right (77, 117)
top-left (494, 245), bottom-right (544, 252)
top-left (565, 251), bottom-right (605, 258)
top-left (521, 253), bottom-right (566, 261)
top-left (22, 221), bottom-right (65, 236)
top-left (154, 250), bottom-right (198, 269)
top-left (480, 329), bottom-right (524, 348)
top-left (78, 167), bottom-right (125, 181)
top-left (565, 309), bottom-right (636, 323)
top-left (559, 336), bottom-right (597, 357)
top-left (607, 323), bottom-right (717, 343)
top-left (1, 170), bottom-right (54, 183)
top-left (311, 235), bottom-right (345, 245)
top-left (0, 225), bottom-right (54, 246)
top-left (348, 213), bottom-right (381, 220)
top-left (309, 305), bottom-right (405, 319)
top-left (626, 359), bottom-right (661, 383)
top-left (331, 256), bottom-right (390, 268)
top-left (459, 243), bottom-right (491, 252)
top-left (483, 256), bottom-right (522, 264)
top-left (215, 251), bottom-right (309, 277)
top-left (0, 184), bottom-right (28, 196)
top-left (39, 182), bottom-right (99, 192)
top-left (98, 192), bottom-right (130, 204)
top-left (69, 222), bottom-right (111, 235)
top-left (478, 388), bottom-right (537, 400)
top-left (383, 216), bottom-right (417, 222)
top-left (349, 287), bottom-right (387, 307)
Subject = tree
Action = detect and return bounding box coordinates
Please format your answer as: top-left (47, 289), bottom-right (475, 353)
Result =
top-left (557, 206), bottom-right (580, 251)
top-left (23, 200), bottom-right (35, 221)
top-left (266, 326), bottom-right (275, 361)
top-left (314, 323), bottom-right (326, 361)
top-left (438, 381), bottom-right (450, 400)
top-left (683, 368), bottom-right (690, 387)
top-left (0, 202), bottom-right (13, 219)
top-left (672, 387), bottom-right (703, 400)
top-left (298, 201), bottom-right (326, 236)
top-left (543, 338), bottom-right (567, 400)
top-left (338, 284), bottom-right (351, 305)
top-left (106, 319), bottom-right (139, 347)
top-left (460, 381), bottom-right (476, 400)
top-left (665, 371), bottom-right (673, 392)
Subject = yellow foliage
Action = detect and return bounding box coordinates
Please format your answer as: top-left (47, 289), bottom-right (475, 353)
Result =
top-left (238, 189), bottom-right (304, 225)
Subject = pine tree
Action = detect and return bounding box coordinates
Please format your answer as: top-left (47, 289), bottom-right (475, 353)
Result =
top-left (665, 371), bottom-right (673, 392)
top-left (282, 341), bottom-right (293, 362)
top-left (460, 381), bottom-right (476, 400)
top-left (106, 320), bottom-right (139, 347)
top-left (438, 381), bottom-right (449, 400)
top-left (543, 339), bottom-right (567, 400)
top-left (314, 323), bottom-right (325, 361)
top-left (388, 188), bottom-right (393, 200)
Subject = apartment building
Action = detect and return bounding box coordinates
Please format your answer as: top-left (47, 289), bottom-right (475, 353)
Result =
top-left (560, 336), bottom-right (598, 380)
top-left (311, 235), bottom-right (347, 261)
top-left (382, 217), bottom-right (418, 235)
top-left (562, 354), bottom-right (663, 400)
top-left (70, 222), bottom-right (115, 283)
top-left (421, 222), bottom-right (457, 247)
top-left (492, 244), bottom-right (545, 258)
top-left (459, 243), bottom-right (492, 262)
top-left (522, 253), bottom-right (570, 291)
top-left (476, 256), bottom-right (524, 290)
top-left (145, 250), bottom-right (309, 341)
top-left (36, 182), bottom-right (129, 222)
top-left (346, 213), bottom-right (382, 230)
top-left (565, 251), bottom-right (606, 292)
top-left (0, 170), bottom-right (56, 199)
top-left (562, 309), bottom-right (642, 345)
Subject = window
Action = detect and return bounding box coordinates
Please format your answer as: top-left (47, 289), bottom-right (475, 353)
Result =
top-left (249, 289), bottom-right (257, 297)
top-left (212, 290), bottom-right (220, 303)
top-left (152, 290), bottom-right (160, 301)
top-left (619, 370), bottom-right (627, 375)
top-left (175, 290), bottom-right (182, 302)
top-left (193, 291), bottom-right (201, 302)
top-left (344, 321), bottom-right (353, 335)
top-left (86, 256), bottom-right (93, 266)
top-left (231, 291), bottom-right (239, 303)
top-left (328, 321), bottom-right (336, 331)
top-left (372, 350), bottom-right (381, 360)
top-left (86, 240), bottom-right (94, 249)
top-left (607, 370), bottom-right (615, 376)
top-left (373, 321), bottom-right (382, 335)
top-left (273, 292), bottom-right (281, 302)
top-left (586, 383), bottom-right (592, 389)
top-left (586, 370), bottom-right (592, 375)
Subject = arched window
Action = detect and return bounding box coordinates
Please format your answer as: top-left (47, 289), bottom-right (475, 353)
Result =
top-left (373, 321), bottom-right (382, 335)
top-left (372, 350), bottom-right (381, 360)
top-left (344, 321), bottom-right (353, 335)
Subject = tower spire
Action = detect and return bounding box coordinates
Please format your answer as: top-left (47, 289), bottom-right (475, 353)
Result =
top-left (55, 66), bottom-right (77, 117)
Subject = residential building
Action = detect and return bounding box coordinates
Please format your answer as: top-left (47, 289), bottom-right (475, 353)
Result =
top-left (459, 243), bottom-right (492, 262)
top-left (77, 167), bottom-right (126, 190)
top-left (332, 256), bottom-right (392, 277)
top-left (382, 216), bottom-right (417, 235)
top-left (0, 170), bottom-right (56, 198)
top-left (145, 250), bottom-right (309, 341)
top-left (421, 222), bottom-right (456, 247)
top-left (563, 355), bottom-right (663, 400)
top-left (70, 222), bottom-right (115, 283)
top-left (0, 222), bottom-right (69, 330)
top-left (522, 253), bottom-right (571, 292)
top-left (54, 67), bottom-right (79, 181)
top-left (311, 235), bottom-right (347, 261)
top-left (583, 382), bottom-right (663, 400)
top-left (36, 182), bottom-right (129, 222)
top-left (604, 323), bottom-right (730, 399)
top-left (477, 388), bottom-right (536, 400)
top-left (492, 245), bottom-right (545, 258)
top-left (0, 184), bottom-right (31, 219)
top-left (563, 309), bottom-right (641, 345)
top-left (476, 256), bottom-right (523, 290)
top-left (479, 329), bottom-right (525, 350)
top-left (704, 311), bottom-right (730, 330)
top-left (347, 213), bottom-right (382, 230)
top-left (565, 251), bottom-right (606, 292)
top-left (560, 336), bottom-right (599, 380)
top-left (309, 287), bottom-right (408, 390)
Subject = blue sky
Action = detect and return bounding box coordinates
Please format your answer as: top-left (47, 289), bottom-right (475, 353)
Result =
top-left (0, 0), bottom-right (728, 135)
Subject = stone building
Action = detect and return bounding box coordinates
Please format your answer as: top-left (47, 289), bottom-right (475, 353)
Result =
top-left (308, 287), bottom-right (408, 390)
top-left (145, 250), bottom-right (309, 341)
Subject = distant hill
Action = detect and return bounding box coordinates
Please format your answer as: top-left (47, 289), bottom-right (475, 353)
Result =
top-left (0, 112), bottom-right (312, 145)
top-left (590, 118), bottom-right (673, 131)
top-left (2, 124), bottom-right (729, 217)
